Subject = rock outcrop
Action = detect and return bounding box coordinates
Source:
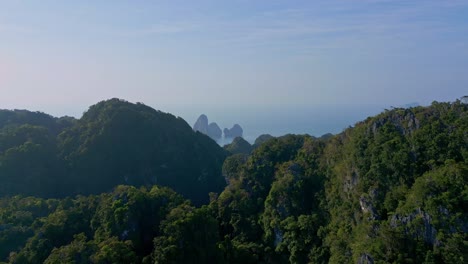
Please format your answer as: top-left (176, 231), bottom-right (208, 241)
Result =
top-left (359, 195), bottom-right (379, 220)
top-left (390, 208), bottom-right (439, 246)
top-left (358, 253), bottom-right (374, 264)
top-left (193, 114), bottom-right (208, 134)
top-left (193, 115), bottom-right (244, 140)
top-left (224, 124), bottom-right (243, 138)
top-left (193, 114), bottom-right (222, 140)
top-left (207, 122), bottom-right (222, 139)
top-left (461, 95), bottom-right (468, 104)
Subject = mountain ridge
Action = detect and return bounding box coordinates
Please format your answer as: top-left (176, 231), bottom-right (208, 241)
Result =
top-left (0, 99), bottom-right (466, 263)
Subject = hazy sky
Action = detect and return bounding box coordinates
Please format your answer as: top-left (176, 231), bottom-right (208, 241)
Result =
top-left (1, 0), bottom-right (467, 117)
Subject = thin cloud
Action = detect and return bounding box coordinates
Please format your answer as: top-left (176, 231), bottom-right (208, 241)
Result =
top-left (0, 24), bottom-right (31, 33)
top-left (207, 0), bottom-right (468, 53)
top-left (116, 23), bottom-right (198, 37)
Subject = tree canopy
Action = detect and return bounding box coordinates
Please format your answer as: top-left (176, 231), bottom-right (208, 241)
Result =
top-left (0, 99), bottom-right (466, 263)
top-left (0, 99), bottom-right (228, 205)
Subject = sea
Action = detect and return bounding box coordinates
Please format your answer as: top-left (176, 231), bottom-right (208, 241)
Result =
top-left (45, 102), bottom-right (417, 146)
top-left (162, 104), bottom-right (390, 146)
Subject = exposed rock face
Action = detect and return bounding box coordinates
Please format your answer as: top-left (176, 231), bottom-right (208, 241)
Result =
top-left (358, 253), bottom-right (374, 264)
top-left (461, 96), bottom-right (468, 104)
top-left (359, 195), bottom-right (379, 220)
top-left (224, 124), bottom-right (243, 138)
top-left (368, 109), bottom-right (420, 136)
top-left (193, 115), bottom-right (222, 140)
top-left (193, 115), bottom-right (244, 140)
top-left (193, 114), bottom-right (244, 140)
top-left (391, 208), bottom-right (438, 246)
top-left (343, 169), bottom-right (359, 193)
top-left (193, 114), bottom-right (209, 134)
top-left (274, 228), bottom-right (283, 247)
top-left (207, 122), bottom-right (222, 139)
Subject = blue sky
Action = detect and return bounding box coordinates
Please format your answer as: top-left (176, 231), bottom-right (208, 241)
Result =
top-left (1, 0), bottom-right (467, 117)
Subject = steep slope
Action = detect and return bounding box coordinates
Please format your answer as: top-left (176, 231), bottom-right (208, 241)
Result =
top-left (58, 99), bottom-right (228, 204)
top-left (215, 100), bottom-right (467, 263)
top-left (224, 137), bottom-right (253, 154)
top-left (0, 109), bottom-right (75, 135)
top-left (0, 99), bottom-right (228, 205)
top-left (323, 101), bottom-right (467, 263)
top-left (0, 110), bottom-right (74, 197)
top-left (0, 100), bottom-right (466, 263)
top-left (0, 186), bottom-right (187, 263)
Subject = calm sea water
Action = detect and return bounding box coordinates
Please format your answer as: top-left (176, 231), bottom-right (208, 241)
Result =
top-left (46, 103), bottom-right (402, 146)
top-left (163, 104), bottom-right (388, 145)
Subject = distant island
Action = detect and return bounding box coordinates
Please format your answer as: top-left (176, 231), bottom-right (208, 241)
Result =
top-left (193, 114), bottom-right (244, 140)
top-left (193, 114), bottom-right (222, 140)
top-left (223, 124), bottom-right (243, 138)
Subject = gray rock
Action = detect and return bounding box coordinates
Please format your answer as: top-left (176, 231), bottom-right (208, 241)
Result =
top-left (193, 114), bottom-right (208, 134)
top-left (461, 95), bottom-right (468, 104)
top-left (368, 109), bottom-right (420, 136)
top-left (274, 228), bottom-right (284, 247)
top-left (359, 195), bottom-right (379, 220)
top-left (391, 208), bottom-right (438, 246)
top-left (344, 169), bottom-right (359, 193)
top-left (207, 122), bottom-right (222, 139)
top-left (193, 115), bottom-right (222, 140)
top-left (224, 124), bottom-right (243, 138)
top-left (358, 253), bottom-right (374, 264)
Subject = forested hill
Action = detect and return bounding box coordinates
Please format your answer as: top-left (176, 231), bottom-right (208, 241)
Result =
top-left (216, 100), bottom-right (467, 263)
top-left (0, 100), bottom-right (466, 263)
top-left (0, 109), bottom-right (76, 135)
top-left (0, 98), bottom-right (227, 205)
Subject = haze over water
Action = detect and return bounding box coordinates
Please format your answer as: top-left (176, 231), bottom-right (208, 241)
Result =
top-left (163, 104), bottom-right (391, 144)
top-left (1, 1), bottom-right (467, 116)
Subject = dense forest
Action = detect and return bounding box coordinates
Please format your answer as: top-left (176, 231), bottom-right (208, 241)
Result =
top-left (0, 99), bottom-right (466, 263)
top-left (0, 99), bottom-right (226, 205)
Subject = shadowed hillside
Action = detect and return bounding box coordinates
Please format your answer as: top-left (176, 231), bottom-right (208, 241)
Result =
top-left (0, 100), bottom-right (466, 263)
top-left (0, 99), bottom-right (227, 205)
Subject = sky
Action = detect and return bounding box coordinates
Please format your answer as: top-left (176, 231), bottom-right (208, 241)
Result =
top-left (1, 0), bottom-right (468, 118)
